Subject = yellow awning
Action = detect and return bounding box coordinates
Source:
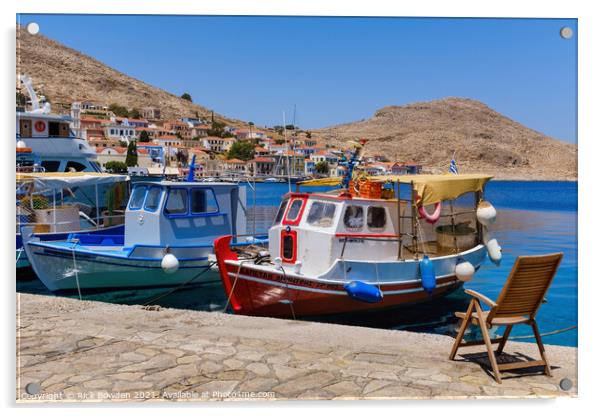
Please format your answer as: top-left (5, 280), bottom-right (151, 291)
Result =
top-left (298, 177), bottom-right (343, 187)
top-left (369, 173), bottom-right (493, 205)
top-left (298, 173), bottom-right (493, 205)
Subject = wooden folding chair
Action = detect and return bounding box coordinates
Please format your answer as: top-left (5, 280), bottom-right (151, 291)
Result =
top-left (449, 253), bottom-right (563, 383)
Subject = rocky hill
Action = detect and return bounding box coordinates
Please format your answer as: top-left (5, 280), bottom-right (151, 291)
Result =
top-left (316, 98), bottom-right (577, 180)
top-left (16, 25), bottom-right (576, 180)
top-left (16, 25), bottom-right (241, 125)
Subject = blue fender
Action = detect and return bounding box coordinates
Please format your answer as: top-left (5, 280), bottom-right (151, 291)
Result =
top-left (419, 255), bottom-right (436, 294)
top-left (344, 280), bottom-right (383, 303)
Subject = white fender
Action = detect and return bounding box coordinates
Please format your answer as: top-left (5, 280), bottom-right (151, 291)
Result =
top-left (161, 253), bottom-right (179, 274)
top-left (486, 238), bottom-right (502, 265)
top-left (477, 201), bottom-right (497, 226)
top-left (455, 260), bottom-right (475, 282)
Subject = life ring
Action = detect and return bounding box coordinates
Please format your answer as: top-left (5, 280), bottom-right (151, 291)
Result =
top-left (417, 199), bottom-right (442, 224)
top-left (34, 120), bottom-right (46, 133)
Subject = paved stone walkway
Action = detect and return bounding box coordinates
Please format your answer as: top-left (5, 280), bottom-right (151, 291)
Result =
top-left (16, 294), bottom-right (577, 402)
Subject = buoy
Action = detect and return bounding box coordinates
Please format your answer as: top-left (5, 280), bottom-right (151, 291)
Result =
top-left (455, 260), bottom-right (475, 282)
top-left (16, 140), bottom-right (27, 149)
top-left (418, 202), bottom-right (442, 224)
top-left (486, 239), bottom-right (502, 265)
top-left (344, 281), bottom-right (383, 303)
top-left (477, 201), bottom-right (497, 226)
top-left (161, 253), bottom-right (179, 274)
top-left (419, 255), bottom-right (436, 294)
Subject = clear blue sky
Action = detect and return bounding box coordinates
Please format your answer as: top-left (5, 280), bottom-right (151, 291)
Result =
top-left (17, 15), bottom-right (577, 142)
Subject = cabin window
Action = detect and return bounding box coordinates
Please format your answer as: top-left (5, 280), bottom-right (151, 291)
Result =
top-left (286, 199), bottom-right (303, 222)
top-left (48, 122), bottom-right (60, 136)
top-left (41, 161), bottom-right (60, 172)
top-left (367, 206), bottom-right (387, 230)
top-left (306, 201), bottom-right (336, 227)
top-left (144, 187), bottom-right (163, 212)
top-left (129, 186), bottom-right (148, 210)
top-left (191, 189), bottom-right (219, 214)
top-left (344, 205), bottom-right (364, 230)
top-left (165, 188), bottom-right (188, 215)
top-left (64, 161), bottom-right (87, 172)
top-left (273, 199), bottom-right (288, 225)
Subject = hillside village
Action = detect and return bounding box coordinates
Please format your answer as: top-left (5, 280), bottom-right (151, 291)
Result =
top-left (62, 100), bottom-right (423, 179)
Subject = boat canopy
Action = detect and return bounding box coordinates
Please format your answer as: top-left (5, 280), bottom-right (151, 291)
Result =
top-left (16, 172), bottom-right (129, 188)
top-left (299, 173), bottom-right (493, 205)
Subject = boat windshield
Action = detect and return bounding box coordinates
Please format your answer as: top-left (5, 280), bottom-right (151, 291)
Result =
top-left (273, 199), bottom-right (288, 225)
top-left (129, 186), bottom-right (147, 210)
top-left (306, 201), bottom-right (336, 228)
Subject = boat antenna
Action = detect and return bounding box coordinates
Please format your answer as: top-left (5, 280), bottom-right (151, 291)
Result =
top-left (283, 110), bottom-right (292, 193)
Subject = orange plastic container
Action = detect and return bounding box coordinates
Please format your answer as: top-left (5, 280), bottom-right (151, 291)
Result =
top-left (359, 180), bottom-right (382, 199)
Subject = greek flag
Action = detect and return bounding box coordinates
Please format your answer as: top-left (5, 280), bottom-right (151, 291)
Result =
top-left (449, 157), bottom-right (459, 174)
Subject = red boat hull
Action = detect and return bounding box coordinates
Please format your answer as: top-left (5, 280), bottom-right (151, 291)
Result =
top-left (214, 236), bottom-right (463, 318)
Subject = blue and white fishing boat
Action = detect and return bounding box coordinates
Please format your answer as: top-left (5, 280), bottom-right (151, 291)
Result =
top-left (22, 180), bottom-right (254, 294)
top-left (16, 172), bottom-right (128, 269)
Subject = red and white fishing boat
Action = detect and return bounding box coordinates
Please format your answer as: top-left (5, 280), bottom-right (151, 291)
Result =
top-left (214, 172), bottom-right (500, 318)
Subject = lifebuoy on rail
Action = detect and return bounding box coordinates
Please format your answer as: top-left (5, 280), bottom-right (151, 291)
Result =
top-left (417, 198), bottom-right (442, 224)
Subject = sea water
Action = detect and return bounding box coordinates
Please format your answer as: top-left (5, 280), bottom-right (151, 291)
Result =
top-left (17, 181), bottom-right (577, 347)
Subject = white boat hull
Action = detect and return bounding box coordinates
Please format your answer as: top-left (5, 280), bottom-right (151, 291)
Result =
top-left (24, 240), bottom-right (216, 294)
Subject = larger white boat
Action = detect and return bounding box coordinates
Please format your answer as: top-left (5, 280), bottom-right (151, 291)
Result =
top-left (16, 74), bottom-right (99, 173)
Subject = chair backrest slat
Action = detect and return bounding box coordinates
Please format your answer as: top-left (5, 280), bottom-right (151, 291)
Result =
top-left (492, 253), bottom-right (563, 320)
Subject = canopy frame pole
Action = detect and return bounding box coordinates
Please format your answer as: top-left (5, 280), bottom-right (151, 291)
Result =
top-left (95, 183), bottom-right (100, 230)
top-left (475, 190), bottom-right (483, 245)
top-left (450, 200), bottom-right (459, 254)
top-left (396, 180), bottom-right (402, 260)
top-left (411, 181), bottom-right (418, 260)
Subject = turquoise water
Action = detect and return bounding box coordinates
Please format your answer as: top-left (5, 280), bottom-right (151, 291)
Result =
top-left (17, 181), bottom-right (577, 347)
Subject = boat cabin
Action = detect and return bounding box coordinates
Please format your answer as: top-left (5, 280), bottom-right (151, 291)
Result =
top-left (125, 181), bottom-right (247, 247)
top-left (269, 174), bottom-right (493, 276)
top-left (268, 193), bottom-right (404, 276)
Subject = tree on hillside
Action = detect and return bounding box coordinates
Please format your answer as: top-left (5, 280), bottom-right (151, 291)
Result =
top-left (105, 161), bottom-right (128, 173)
top-left (125, 141), bottom-right (138, 167)
top-left (109, 103), bottom-right (130, 118)
top-left (227, 141), bottom-right (255, 161)
top-left (129, 108), bottom-right (142, 119)
top-left (138, 130), bottom-right (150, 143)
top-left (208, 120), bottom-right (226, 137)
top-left (306, 131), bottom-right (312, 138)
top-left (181, 93), bottom-right (192, 102)
top-left (315, 160), bottom-right (329, 175)
top-left (285, 124), bottom-right (296, 131)
top-left (16, 91), bottom-right (27, 107)
top-left (273, 125), bottom-right (284, 135)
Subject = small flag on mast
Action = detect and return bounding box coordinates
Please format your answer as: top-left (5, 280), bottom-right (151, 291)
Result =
top-left (449, 152), bottom-right (459, 174)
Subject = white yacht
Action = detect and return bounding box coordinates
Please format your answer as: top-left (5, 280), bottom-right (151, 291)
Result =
top-left (16, 74), bottom-right (100, 173)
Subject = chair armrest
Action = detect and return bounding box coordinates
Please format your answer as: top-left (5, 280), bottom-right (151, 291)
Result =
top-left (464, 289), bottom-right (498, 308)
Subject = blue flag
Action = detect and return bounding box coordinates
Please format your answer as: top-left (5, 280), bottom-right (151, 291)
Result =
top-left (449, 157), bottom-right (458, 174)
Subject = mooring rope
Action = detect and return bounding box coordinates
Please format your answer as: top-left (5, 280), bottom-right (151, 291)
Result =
top-left (143, 261), bottom-right (217, 306)
top-left (507, 325), bottom-right (577, 340)
top-left (222, 259), bottom-right (254, 313)
top-left (70, 239), bottom-right (82, 301)
top-left (279, 265), bottom-right (296, 320)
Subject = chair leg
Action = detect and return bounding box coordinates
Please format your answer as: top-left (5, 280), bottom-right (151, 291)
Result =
top-left (449, 299), bottom-right (475, 360)
top-left (531, 321), bottom-right (552, 376)
top-left (474, 301), bottom-right (502, 383)
top-left (496, 325), bottom-right (513, 355)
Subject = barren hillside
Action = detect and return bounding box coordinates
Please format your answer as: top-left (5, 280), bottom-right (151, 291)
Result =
top-left (16, 25), bottom-right (241, 125)
top-left (16, 25), bottom-right (576, 180)
top-left (317, 98), bottom-right (577, 180)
